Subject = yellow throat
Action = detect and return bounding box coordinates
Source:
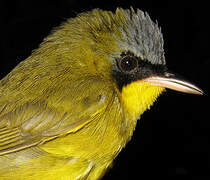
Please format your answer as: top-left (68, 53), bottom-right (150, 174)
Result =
top-left (121, 81), bottom-right (165, 121)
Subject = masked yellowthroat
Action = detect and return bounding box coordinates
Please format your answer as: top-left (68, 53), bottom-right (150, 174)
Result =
top-left (0, 8), bottom-right (203, 180)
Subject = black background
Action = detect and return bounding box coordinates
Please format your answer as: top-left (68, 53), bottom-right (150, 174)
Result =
top-left (0, 0), bottom-right (209, 179)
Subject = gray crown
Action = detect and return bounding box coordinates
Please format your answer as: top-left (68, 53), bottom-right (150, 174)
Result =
top-left (119, 9), bottom-right (166, 65)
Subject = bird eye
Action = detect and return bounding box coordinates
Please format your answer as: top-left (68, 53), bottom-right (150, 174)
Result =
top-left (118, 55), bottom-right (138, 73)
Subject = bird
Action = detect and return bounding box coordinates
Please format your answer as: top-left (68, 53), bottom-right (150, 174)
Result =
top-left (0, 8), bottom-right (203, 180)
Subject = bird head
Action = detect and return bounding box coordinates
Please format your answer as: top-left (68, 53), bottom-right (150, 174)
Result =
top-left (39, 8), bottom-right (203, 121)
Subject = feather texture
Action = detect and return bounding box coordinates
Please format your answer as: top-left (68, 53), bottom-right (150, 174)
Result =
top-left (0, 8), bottom-right (165, 179)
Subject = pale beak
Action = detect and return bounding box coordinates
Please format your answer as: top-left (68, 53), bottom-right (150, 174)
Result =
top-left (144, 73), bottom-right (203, 95)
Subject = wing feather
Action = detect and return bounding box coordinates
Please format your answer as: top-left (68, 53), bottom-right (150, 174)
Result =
top-left (0, 79), bottom-right (113, 155)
